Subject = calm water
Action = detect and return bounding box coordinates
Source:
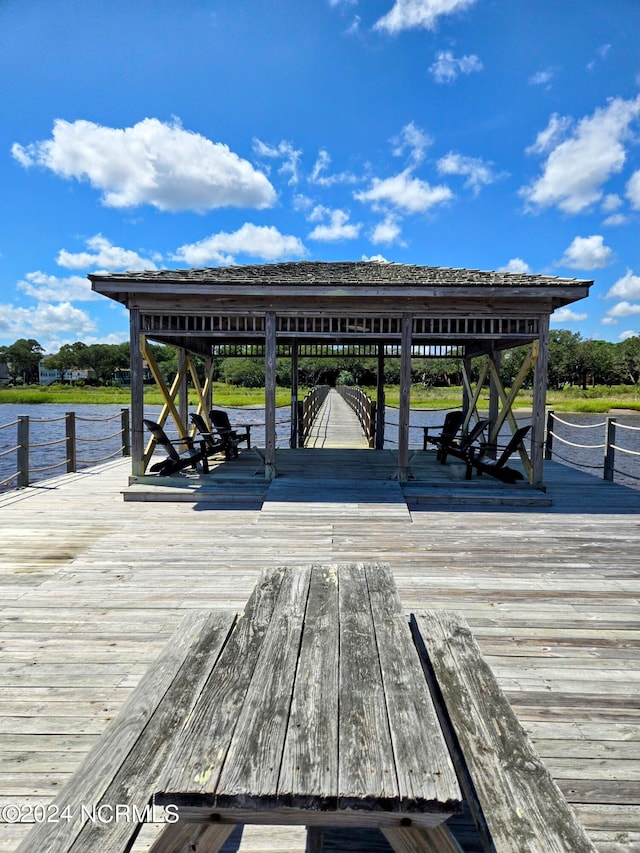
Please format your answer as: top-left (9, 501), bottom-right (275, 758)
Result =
top-left (1, 404), bottom-right (639, 492)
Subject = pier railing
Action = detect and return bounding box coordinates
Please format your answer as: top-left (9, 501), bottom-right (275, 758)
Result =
top-left (1, 409), bottom-right (131, 489)
top-left (297, 386), bottom-right (330, 447)
top-left (336, 385), bottom-right (377, 447)
top-left (545, 410), bottom-right (640, 484)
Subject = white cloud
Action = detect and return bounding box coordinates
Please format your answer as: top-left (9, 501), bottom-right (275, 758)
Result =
top-left (551, 307), bottom-right (588, 324)
top-left (559, 235), bottom-right (614, 270)
top-left (617, 330), bottom-right (639, 341)
top-left (12, 118), bottom-right (276, 212)
top-left (391, 122), bottom-right (432, 165)
top-left (587, 43), bottom-right (612, 70)
top-left (525, 114), bottom-right (573, 155)
top-left (0, 302), bottom-right (97, 345)
top-left (309, 149), bottom-right (358, 186)
top-left (345, 16), bottom-right (361, 34)
top-left (436, 151), bottom-right (497, 193)
top-left (605, 301), bottom-right (640, 319)
top-left (17, 271), bottom-right (99, 302)
top-left (601, 193), bottom-right (622, 212)
top-left (602, 213), bottom-right (628, 227)
top-left (626, 170), bottom-right (640, 209)
top-left (520, 95), bottom-right (640, 214)
top-left (172, 223), bottom-right (306, 266)
top-left (497, 258), bottom-right (531, 274)
top-left (56, 234), bottom-right (158, 271)
top-left (606, 269), bottom-right (640, 300)
top-left (374, 0), bottom-right (478, 34)
top-left (429, 51), bottom-right (483, 83)
top-left (370, 215), bottom-right (403, 245)
top-left (252, 138), bottom-right (302, 186)
top-left (355, 169), bottom-right (453, 214)
top-left (307, 207), bottom-right (361, 241)
top-left (529, 68), bottom-right (554, 86)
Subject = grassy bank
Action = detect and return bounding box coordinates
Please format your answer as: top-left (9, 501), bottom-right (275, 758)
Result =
top-left (0, 383), bottom-right (292, 408)
top-left (376, 384), bottom-right (640, 413)
top-left (1, 383), bottom-right (639, 413)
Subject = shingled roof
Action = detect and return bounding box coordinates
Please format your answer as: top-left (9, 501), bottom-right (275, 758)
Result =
top-left (90, 260), bottom-right (592, 290)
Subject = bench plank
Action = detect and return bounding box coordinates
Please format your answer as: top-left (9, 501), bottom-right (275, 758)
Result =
top-left (156, 567), bottom-right (289, 806)
top-left (338, 563), bottom-right (398, 807)
top-left (214, 565), bottom-right (312, 803)
top-left (411, 610), bottom-right (597, 852)
top-left (278, 564), bottom-right (339, 805)
top-left (16, 610), bottom-right (236, 853)
top-left (365, 564), bottom-right (461, 814)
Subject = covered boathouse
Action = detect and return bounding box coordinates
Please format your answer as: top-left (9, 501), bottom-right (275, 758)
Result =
top-left (89, 261), bottom-right (592, 486)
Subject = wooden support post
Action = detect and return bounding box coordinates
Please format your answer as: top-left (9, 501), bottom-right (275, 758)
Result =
top-left (121, 408), bottom-right (131, 457)
top-left (544, 408), bottom-right (554, 460)
top-left (290, 339), bottom-right (299, 449)
top-left (376, 343), bottom-right (386, 449)
top-left (397, 313), bottom-right (412, 482)
top-left (604, 417), bottom-right (617, 481)
top-left (265, 311), bottom-right (277, 479)
top-left (178, 348), bottom-right (188, 438)
top-left (531, 315), bottom-right (549, 487)
top-left (204, 357), bottom-right (213, 415)
top-left (488, 350), bottom-right (501, 458)
top-left (462, 356), bottom-right (471, 419)
top-left (129, 308), bottom-right (145, 477)
top-left (65, 411), bottom-right (76, 473)
top-left (17, 416), bottom-right (29, 488)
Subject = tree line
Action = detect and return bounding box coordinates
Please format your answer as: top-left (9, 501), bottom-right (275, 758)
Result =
top-left (1, 330), bottom-right (640, 389)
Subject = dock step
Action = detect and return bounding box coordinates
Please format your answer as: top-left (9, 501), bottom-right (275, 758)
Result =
top-left (403, 484), bottom-right (552, 507)
top-left (122, 476), bottom-right (267, 507)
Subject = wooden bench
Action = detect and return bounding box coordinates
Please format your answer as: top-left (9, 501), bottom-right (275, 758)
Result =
top-left (411, 610), bottom-right (597, 852)
top-left (15, 610), bottom-right (238, 853)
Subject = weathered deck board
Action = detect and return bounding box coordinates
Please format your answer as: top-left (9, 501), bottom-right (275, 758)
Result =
top-left (0, 453), bottom-right (639, 850)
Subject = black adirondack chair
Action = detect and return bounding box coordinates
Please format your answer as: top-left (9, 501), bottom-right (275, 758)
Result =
top-left (189, 413), bottom-right (228, 459)
top-left (209, 410), bottom-right (252, 459)
top-left (143, 419), bottom-right (209, 476)
top-left (423, 410), bottom-right (465, 452)
top-left (438, 418), bottom-right (490, 465)
top-left (468, 425), bottom-right (531, 483)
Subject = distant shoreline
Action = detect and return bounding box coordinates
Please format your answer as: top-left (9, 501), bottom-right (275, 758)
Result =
top-left (1, 384), bottom-right (639, 414)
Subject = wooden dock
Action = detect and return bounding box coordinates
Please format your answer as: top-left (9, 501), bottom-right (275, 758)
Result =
top-left (1, 437), bottom-right (639, 850)
top-left (304, 389), bottom-right (370, 449)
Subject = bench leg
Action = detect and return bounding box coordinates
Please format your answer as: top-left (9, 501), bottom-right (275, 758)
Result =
top-left (305, 826), bottom-right (324, 852)
top-left (147, 821), bottom-right (236, 853)
top-left (382, 824), bottom-right (464, 853)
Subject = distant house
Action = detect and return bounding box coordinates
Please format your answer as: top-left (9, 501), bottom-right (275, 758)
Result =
top-left (38, 363), bottom-right (95, 386)
top-left (0, 361), bottom-right (9, 385)
top-left (113, 366), bottom-right (154, 385)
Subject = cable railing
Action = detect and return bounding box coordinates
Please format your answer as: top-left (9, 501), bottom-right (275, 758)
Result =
top-left (0, 409), bottom-right (131, 489)
top-left (545, 410), bottom-right (640, 483)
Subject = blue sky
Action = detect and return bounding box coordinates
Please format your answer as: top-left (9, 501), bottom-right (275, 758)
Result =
top-left (2, 0), bottom-right (640, 353)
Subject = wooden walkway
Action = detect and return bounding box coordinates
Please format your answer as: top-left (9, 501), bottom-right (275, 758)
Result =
top-left (304, 389), bottom-right (369, 448)
top-left (1, 451), bottom-right (639, 851)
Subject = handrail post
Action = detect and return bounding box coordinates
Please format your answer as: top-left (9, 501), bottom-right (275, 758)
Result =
top-left (297, 400), bottom-right (304, 447)
top-left (17, 416), bottom-right (29, 488)
top-left (66, 411), bottom-right (77, 473)
top-left (544, 409), bottom-right (554, 460)
top-left (604, 417), bottom-right (616, 482)
top-left (369, 401), bottom-right (376, 447)
top-left (121, 408), bottom-right (131, 457)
